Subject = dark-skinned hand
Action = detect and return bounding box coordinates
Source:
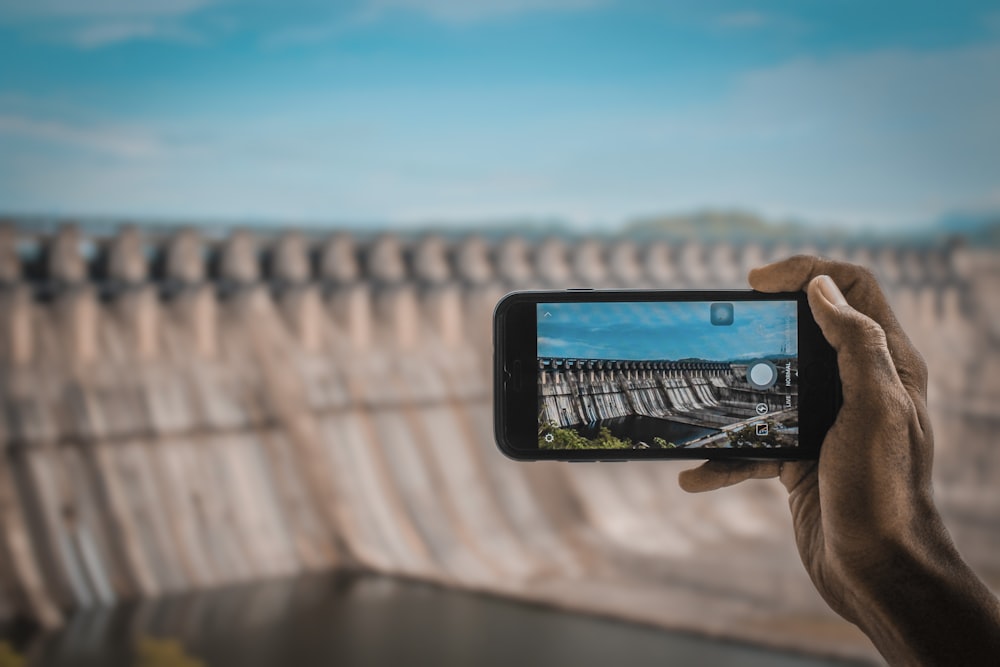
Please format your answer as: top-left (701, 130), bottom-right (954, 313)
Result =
top-left (679, 256), bottom-right (1000, 666)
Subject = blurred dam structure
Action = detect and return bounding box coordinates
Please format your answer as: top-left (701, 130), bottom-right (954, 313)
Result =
top-left (0, 222), bottom-right (998, 662)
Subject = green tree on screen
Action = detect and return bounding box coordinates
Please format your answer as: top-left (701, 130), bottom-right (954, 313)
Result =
top-left (539, 422), bottom-right (631, 449)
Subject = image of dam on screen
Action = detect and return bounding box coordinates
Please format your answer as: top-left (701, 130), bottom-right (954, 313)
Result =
top-left (537, 301), bottom-right (799, 450)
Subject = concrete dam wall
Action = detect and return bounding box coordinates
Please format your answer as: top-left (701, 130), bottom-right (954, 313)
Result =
top-left (539, 358), bottom-right (795, 433)
top-left (0, 222), bottom-right (997, 662)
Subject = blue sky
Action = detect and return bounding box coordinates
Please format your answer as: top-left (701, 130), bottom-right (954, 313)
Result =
top-left (537, 300), bottom-right (796, 361)
top-left (1, 1), bottom-right (999, 229)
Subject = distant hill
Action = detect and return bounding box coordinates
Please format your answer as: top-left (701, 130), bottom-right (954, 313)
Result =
top-left (4, 209), bottom-right (999, 246)
top-left (624, 209), bottom-right (1000, 246)
top-left (932, 213), bottom-right (1000, 247)
top-left (624, 210), bottom-right (808, 241)
top-left (979, 222), bottom-right (1000, 246)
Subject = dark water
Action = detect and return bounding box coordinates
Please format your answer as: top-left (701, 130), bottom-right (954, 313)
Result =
top-left (0, 573), bottom-right (863, 667)
top-left (576, 414), bottom-right (718, 447)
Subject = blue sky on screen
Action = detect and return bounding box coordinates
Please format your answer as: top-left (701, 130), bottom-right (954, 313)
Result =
top-left (537, 300), bottom-right (797, 361)
top-left (1, 1), bottom-right (998, 227)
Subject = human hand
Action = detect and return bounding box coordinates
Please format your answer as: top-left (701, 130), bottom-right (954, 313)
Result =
top-left (681, 256), bottom-right (935, 622)
top-left (679, 256), bottom-right (1000, 664)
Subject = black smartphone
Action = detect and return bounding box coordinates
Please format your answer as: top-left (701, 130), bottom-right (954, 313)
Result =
top-left (494, 290), bottom-right (841, 461)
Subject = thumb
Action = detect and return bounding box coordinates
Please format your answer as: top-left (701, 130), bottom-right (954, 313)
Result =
top-left (806, 275), bottom-right (903, 402)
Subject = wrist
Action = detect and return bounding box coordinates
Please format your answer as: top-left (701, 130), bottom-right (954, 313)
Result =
top-left (838, 513), bottom-right (1000, 665)
top-left (826, 486), bottom-right (944, 587)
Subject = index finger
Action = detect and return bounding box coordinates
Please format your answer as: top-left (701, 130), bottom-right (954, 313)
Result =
top-left (749, 255), bottom-right (927, 401)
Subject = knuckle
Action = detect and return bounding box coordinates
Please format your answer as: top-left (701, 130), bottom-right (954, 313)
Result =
top-left (884, 383), bottom-right (915, 416)
top-left (846, 309), bottom-right (885, 340)
top-left (771, 254), bottom-right (817, 276)
top-left (854, 264), bottom-right (877, 280)
top-left (837, 312), bottom-right (889, 358)
top-left (852, 265), bottom-right (881, 290)
top-left (787, 253), bottom-right (816, 264)
top-left (912, 350), bottom-right (929, 379)
top-left (832, 264), bottom-right (891, 309)
top-left (900, 349), bottom-right (929, 389)
top-left (810, 258), bottom-right (879, 293)
top-left (792, 253), bottom-right (821, 276)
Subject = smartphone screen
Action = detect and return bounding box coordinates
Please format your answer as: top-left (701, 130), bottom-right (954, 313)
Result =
top-left (495, 290), bottom-right (839, 461)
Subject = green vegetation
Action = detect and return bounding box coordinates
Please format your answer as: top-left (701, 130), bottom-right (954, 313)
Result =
top-left (0, 636), bottom-right (207, 667)
top-left (134, 637), bottom-right (205, 667)
top-left (538, 423), bottom-right (682, 450)
top-left (539, 422), bottom-right (631, 449)
top-left (0, 642), bottom-right (24, 667)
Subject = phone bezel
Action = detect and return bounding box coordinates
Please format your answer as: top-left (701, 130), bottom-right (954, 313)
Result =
top-left (493, 289), bottom-right (840, 461)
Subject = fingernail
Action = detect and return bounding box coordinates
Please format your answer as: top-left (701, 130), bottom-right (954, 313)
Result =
top-left (816, 275), bottom-right (847, 306)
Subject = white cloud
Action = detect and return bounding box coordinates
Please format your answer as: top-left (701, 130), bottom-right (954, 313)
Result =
top-left (709, 10), bottom-right (807, 39)
top-left (70, 21), bottom-right (159, 47)
top-left (601, 43), bottom-right (1000, 226)
top-left (2, 0), bottom-right (608, 49)
top-left (0, 0), bottom-right (218, 47)
top-left (715, 11), bottom-right (769, 29)
top-left (357, 0), bottom-right (607, 25)
top-left (0, 114), bottom-right (164, 158)
top-left (0, 0), bottom-right (214, 21)
top-left (986, 11), bottom-right (1000, 36)
top-left (1, 36), bottom-right (998, 228)
top-left (70, 20), bottom-right (205, 48)
top-left (262, 0), bottom-right (613, 48)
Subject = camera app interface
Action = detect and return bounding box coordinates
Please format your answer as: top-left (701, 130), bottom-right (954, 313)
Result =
top-left (537, 301), bottom-right (798, 450)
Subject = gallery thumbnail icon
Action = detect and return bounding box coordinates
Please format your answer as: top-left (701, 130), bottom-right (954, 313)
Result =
top-left (710, 302), bottom-right (734, 326)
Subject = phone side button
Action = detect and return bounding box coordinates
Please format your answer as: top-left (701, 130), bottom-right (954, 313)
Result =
top-left (565, 287), bottom-right (594, 291)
